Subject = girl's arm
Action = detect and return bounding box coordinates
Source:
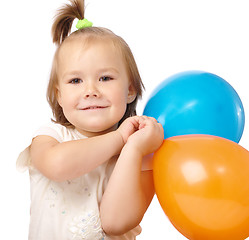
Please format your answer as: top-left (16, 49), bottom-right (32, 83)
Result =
top-left (30, 130), bottom-right (124, 182)
top-left (100, 116), bottom-right (164, 236)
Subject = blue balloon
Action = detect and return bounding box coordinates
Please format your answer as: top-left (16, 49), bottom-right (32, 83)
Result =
top-left (143, 71), bottom-right (245, 143)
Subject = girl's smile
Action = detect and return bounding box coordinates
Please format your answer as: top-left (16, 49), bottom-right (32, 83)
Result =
top-left (79, 106), bottom-right (108, 110)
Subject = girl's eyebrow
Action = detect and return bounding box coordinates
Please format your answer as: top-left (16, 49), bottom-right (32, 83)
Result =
top-left (61, 67), bottom-right (120, 80)
top-left (98, 67), bottom-right (119, 74)
top-left (61, 71), bottom-right (81, 79)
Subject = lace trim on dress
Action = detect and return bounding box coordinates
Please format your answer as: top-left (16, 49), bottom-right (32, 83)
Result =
top-left (69, 210), bottom-right (105, 240)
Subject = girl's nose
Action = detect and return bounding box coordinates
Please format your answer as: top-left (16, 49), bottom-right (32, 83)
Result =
top-left (83, 83), bottom-right (100, 98)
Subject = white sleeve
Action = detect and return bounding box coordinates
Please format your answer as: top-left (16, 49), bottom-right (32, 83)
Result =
top-left (16, 122), bottom-right (63, 172)
top-left (32, 123), bottom-right (63, 143)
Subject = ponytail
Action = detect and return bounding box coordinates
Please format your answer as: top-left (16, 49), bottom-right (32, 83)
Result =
top-left (52, 0), bottom-right (85, 45)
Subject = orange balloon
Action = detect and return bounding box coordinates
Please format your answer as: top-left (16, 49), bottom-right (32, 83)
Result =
top-left (153, 135), bottom-right (249, 240)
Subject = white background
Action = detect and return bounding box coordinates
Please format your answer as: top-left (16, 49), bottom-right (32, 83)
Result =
top-left (1, 0), bottom-right (249, 239)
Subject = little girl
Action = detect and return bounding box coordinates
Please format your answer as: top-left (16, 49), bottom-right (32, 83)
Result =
top-left (17, 0), bottom-right (164, 239)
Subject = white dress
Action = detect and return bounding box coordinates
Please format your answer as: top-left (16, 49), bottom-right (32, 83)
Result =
top-left (17, 122), bottom-right (153, 240)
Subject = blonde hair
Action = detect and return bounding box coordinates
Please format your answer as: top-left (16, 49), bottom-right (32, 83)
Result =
top-left (47, 0), bottom-right (144, 127)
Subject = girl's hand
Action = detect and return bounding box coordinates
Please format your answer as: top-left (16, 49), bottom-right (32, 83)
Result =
top-left (116, 116), bottom-right (141, 144)
top-left (117, 116), bottom-right (164, 156)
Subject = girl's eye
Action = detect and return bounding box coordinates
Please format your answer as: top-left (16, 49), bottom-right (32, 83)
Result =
top-left (99, 76), bottom-right (113, 82)
top-left (70, 78), bottom-right (82, 84)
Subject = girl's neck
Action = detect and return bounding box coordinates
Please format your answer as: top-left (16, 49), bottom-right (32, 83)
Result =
top-left (75, 123), bottom-right (119, 138)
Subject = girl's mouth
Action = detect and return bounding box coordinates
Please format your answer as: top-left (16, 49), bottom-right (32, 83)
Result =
top-left (82, 106), bottom-right (107, 110)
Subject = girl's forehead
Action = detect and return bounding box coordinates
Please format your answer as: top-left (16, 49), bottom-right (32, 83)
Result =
top-left (59, 35), bottom-right (121, 56)
top-left (56, 36), bottom-right (128, 78)
top-left (57, 36), bottom-right (125, 67)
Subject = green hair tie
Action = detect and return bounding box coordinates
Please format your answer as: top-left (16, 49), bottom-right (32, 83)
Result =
top-left (76, 18), bottom-right (93, 30)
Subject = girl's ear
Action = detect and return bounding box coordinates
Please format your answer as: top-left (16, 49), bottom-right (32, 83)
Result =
top-left (127, 84), bottom-right (137, 104)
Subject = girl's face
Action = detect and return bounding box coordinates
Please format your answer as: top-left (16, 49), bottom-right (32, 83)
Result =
top-left (56, 38), bottom-right (136, 137)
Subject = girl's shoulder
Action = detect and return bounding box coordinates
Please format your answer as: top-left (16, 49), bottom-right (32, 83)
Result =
top-left (33, 121), bottom-right (87, 142)
top-left (32, 121), bottom-right (64, 142)
top-left (16, 122), bottom-right (86, 172)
